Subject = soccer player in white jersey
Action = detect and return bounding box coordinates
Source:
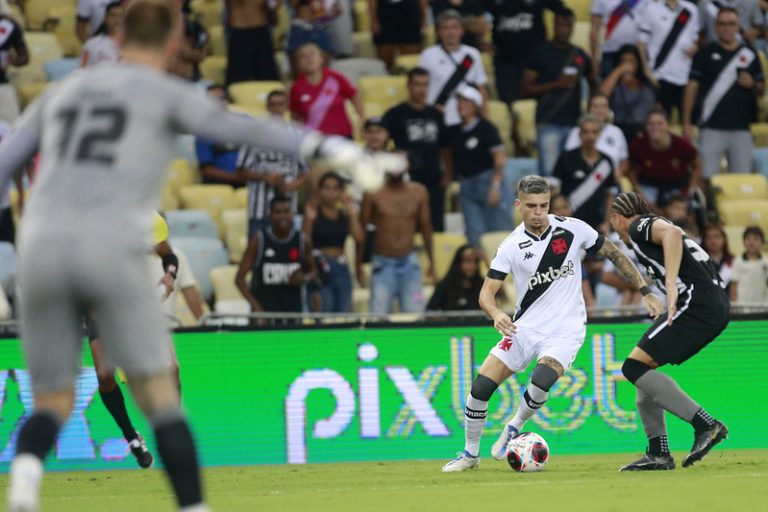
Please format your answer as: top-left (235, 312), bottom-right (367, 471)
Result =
top-left (443, 175), bottom-right (664, 472)
top-left (0, 1), bottom-right (398, 510)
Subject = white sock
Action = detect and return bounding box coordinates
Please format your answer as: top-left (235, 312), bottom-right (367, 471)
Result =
top-left (180, 504), bottom-right (210, 512)
top-left (510, 384), bottom-right (548, 431)
top-left (464, 395), bottom-right (487, 457)
top-left (7, 454), bottom-right (43, 510)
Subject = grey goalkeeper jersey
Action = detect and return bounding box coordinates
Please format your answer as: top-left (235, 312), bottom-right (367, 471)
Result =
top-left (0, 62), bottom-right (308, 250)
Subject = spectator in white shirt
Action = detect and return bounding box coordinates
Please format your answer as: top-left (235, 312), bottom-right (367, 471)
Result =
top-left (80, 1), bottom-right (123, 67)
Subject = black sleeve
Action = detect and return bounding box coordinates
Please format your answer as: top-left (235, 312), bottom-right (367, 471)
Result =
top-left (629, 215), bottom-right (656, 244)
top-left (749, 50), bottom-right (764, 81)
top-left (689, 47), bottom-right (706, 81)
top-left (545, 0), bottom-right (567, 14)
top-left (426, 280), bottom-right (448, 311)
top-left (582, 51), bottom-right (593, 79)
top-left (585, 234), bottom-right (605, 256)
top-left (524, 44), bottom-right (544, 74)
top-left (10, 21), bottom-right (26, 51)
top-left (382, 108), bottom-right (397, 144)
top-left (484, 121), bottom-right (503, 151)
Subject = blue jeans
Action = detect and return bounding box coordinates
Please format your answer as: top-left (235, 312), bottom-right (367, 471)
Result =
top-left (459, 170), bottom-right (514, 248)
top-left (318, 256), bottom-right (352, 313)
top-left (536, 124), bottom-right (571, 176)
top-left (369, 252), bottom-right (425, 315)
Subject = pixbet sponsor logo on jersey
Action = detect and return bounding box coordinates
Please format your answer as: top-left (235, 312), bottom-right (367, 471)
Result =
top-left (527, 260), bottom-right (575, 290)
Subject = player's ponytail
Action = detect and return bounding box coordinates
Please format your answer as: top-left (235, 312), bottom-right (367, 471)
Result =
top-left (611, 192), bottom-right (650, 217)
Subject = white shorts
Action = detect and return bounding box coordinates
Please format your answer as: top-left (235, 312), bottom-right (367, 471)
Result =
top-left (489, 326), bottom-right (585, 373)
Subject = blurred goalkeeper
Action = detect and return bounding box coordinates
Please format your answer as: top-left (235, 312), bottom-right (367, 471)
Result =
top-left (0, 1), bottom-right (398, 511)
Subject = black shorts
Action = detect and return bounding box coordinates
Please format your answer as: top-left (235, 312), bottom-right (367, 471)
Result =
top-left (638, 286), bottom-right (729, 366)
top-left (226, 26), bottom-right (280, 84)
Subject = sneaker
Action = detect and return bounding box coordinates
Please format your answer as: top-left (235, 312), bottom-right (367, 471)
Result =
top-left (682, 420), bottom-right (728, 468)
top-left (7, 454), bottom-right (42, 512)
top-left (129, 433), bottom-right (154, 469)
top-left (619, 451), bottom-right (675, 471)
top-left (491, 425), bottom-right (520, 460)
top-left (441, 450), bottom-right (480, 472)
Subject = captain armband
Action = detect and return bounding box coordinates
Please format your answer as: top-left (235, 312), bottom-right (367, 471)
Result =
top-left (487, 269), bottom-right (507, 281)
top-left (162, 253), bottom-right (179, 279)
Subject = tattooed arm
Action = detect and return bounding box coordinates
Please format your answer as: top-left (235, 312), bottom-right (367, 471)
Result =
top-left (598, 238), bottom-right (664, 319)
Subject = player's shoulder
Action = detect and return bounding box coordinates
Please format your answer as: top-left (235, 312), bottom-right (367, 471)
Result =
top-left (629, 214), bottom-right (660, 241)
top-left (550, 214), bottom-right (595, 233)
top-left (420, 45), bottom-right (442, 61)
top-left (680, 0), bottom-right (698, 12)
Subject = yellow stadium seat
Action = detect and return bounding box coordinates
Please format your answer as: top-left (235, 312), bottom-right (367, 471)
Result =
top-left (160, 186), bottom-right (180, 212)
top-left (221, 208), bottom-right (248, 262)
top-left (17, 82), bottom-right (49, 108)
top-left (9, 4), bottom-right (26, 27)
top-left (228, 81), bottom-right (285, 107)
top-left (190, 0), bottom-right (223, 30)
top-left (23, 0), bottom-right (60, 30)
top-left (487, 100), bottom-right (512, 154)
top-left (572, 21), bottom-right (591, 51)
top-left (200, 56), bottom-right (227, 84)
top-left (711, 174), bottom-right (768, 202)
top-left (364, 101), bottom-right (387, 117)
top-left (423, 25), bottom-right (436, 46)
top-left (619, 176), bottom-right (634, 193)
top-left (209, 265), bottom-right (244, 302)
top-left (24, 31), bottom-right (64, 66)
top-left (353, 32), bottom-right (375, 59)
top-left (393, 54), bottom-right (420, 73)
top-left (233, 187), bottom-right (249, 209)
top-left (354, 0), bottom-right (370, 32)
top-left (718, 199), bottom-right (768, 233)
top-left (207, 24), bottom-right (226, 57)
top-left (723, 225), bottom-right (746, 255)
top-left (178, 185), bottom-right (237, 235)
top-left (165, 158), bottom-right (198, 193)
top-left (570, 0), bottom-right (593, 22)
top-left (46, 5), bottom-right (81, 57)
top-left (358, 75), bottom-right (407, 108)
top-left (512, 100), bottom-right (537, 149)
top-left (751, 123), bottom-right (768, 148)
top-left (480, 231), bottom-right (510, 261)
top-left (433, 232), bottom-right (469, 280)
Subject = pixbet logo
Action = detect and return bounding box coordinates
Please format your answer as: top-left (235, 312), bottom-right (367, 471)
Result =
top-left (527, 260), bottom-right (575, 290)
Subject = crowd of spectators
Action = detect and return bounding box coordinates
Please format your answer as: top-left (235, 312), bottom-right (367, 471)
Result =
top-left (1, 0), bottom-right (768, 320)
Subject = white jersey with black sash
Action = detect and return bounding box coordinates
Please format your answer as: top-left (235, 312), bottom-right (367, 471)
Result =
top-left (638, 0), bottom-right (699, 85)
top-left (488, 215), bottom-right (603, 336)
top-left (628, 215), bottom-right (726, 306)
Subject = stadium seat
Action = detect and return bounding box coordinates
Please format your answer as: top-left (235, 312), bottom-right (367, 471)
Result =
top-left (724, 225), bottom-right (746, 256)
top-left (331, 58), bottom-right (387, 84)
top-left (711, 174), bottom-right (768, 202)
top-left (353, 0), bottom-right (370, 32)
top-left (17, 82), bottom-right (49, 108)
top-left (191, 0), bottom-right (224, 30)
top-left (9, 3), bottom-right (26, 27)
top-left (200, 56), bottom-right (227, 84)
top-left (364, 101), bottom-right (387, 117)
top-left (718, 199), bottom-right (768, 233)
top-left (23, 0), bottom-right (60, 30)
top-left (228, 81), bottom-right (285, 107)
top-left (352, 32), bottom-right (376, 60)
top-left (24, 31), bottom-right (64, 67)
top-left (393, 54), bottom-right (420, 73)
top-left (221, 208), bottom-right (248, 263)
top-left (751, 123), bottom-right (768, 148)
top-left (0, 241), bottom-right (16, 294)
top-left (207, 24), bottom-right (226, 57)
top-left (160, 186), bottom-right (180, 212)
top-left (358, 75), bottom-right (407, 108)
top-left (169, 237), bottom-right (229, 301)
top-left (487, 100), bottom-right (512, 154)
top-left (44, 58), bottom-right (79, 81)
top-left (178, 185), bottom-right (237, 235)
top-left (480, 231), bottom-right (509, 261)
top-left (165, 210), bottom-right (219, 240)
top-left (233, 188), bottom-right (248, 209)
top-left (444, 212), bottom-right (465, 234)
top-left (572, 21), bottom-right (591, 50)
top-left (433, 232), bottom-right (469, 280)
top-left (209, 265), bottom-right (244, 301)
top-left (512, 100), bottom-right (537, 152)
top-left (165, 158), bottom-right (198, 194)
top-left (46, 4), bottom-right (81, 57)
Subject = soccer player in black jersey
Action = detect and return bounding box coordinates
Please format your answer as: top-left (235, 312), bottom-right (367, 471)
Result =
top-left (610, 192), bottom-right (729, 471)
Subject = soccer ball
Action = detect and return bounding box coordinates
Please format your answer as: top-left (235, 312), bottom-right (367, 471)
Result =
top-left (506, 432), bottom-right (549, 472)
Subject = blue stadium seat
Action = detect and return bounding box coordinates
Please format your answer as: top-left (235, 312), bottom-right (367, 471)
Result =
top-left (44, 58), bottom-right (79, 81)
top-left (0, 242), bottom-right (17, 298)
top-left (165, 210), bottom-right (219, 240)
top-left (168, 237), bottom-right (229, 301)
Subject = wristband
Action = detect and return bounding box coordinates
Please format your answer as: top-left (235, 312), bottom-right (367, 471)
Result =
top-left (162, 253), bottom-right (179, 279)
top-left (640, 285), bottom-right (653, 296)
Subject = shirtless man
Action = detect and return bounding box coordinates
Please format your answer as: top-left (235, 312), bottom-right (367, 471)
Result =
top-left (358, 161), bottom-right (435, 314)
top-left (225, 0), bottom-right (281, 84)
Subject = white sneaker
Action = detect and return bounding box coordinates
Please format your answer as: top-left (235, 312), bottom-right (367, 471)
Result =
top-left (491, 425), bottom-right (520, 460)
top-left (7, 454), bottom-right (42, 512)
top-left (441, 451), bottom-right (480, 472)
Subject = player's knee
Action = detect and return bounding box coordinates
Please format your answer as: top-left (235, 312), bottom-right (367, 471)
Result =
top-left (622, 358), bottom-right (651, 384)
top-left (127, 372), bottom-right (180, 417)
top-left (530, 364), bottom-right (559, 392)
top-left (470, 374), bottom-right (499, 402)
top-left (97, 372), bottom-right (117, 392)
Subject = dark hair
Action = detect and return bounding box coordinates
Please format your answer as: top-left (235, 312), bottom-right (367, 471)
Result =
top-left (440, 245), bottom-right (483, 310)
top-left (517, 175), bottom-right (549, 195)
top-left (717, 6), bottom-right (740, 20)
top-left (611, 192), bottom-right (651, 217)
top-left (615, 44), bottom-right (652, 86)
top-left (318, 171), bottom-right (344, 188)
top-left (703, 224), bottom-right (733, 265)
top-left (267, 90), bottom-right (287, 103)
top-left (646, 106), bottom-right (669, 123)
top-left (408, 67), bottom-right (429, 83)
top-left (743, 225), bottom-right (765, 242)
top-left (436, 9), bottom-right (462, 28)
top-left (270, 195), bottom-right (292, 211)
top-left (94, 1), bottom-right (123, 36)
top-left (555, 7), bottom-right (575, 20)
top-left (123, 0), bottom-right (175, 48)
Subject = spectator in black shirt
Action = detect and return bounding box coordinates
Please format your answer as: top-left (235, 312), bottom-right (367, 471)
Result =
top-left (682, 7), bottom-right (764, 181)
top-left (484, 0), bottom-right (565, 105)
top-left (383, 67), bottom-right (451, 231)
top-left (370, 0), bottom-right (426, 70)
top-left (552, 114), bottom-right (616, 232)
top-left (0, 10), bottom-right (27, 123)
top-left (431, 0), bottom-right (488, 49)
top-left (448, 84), bottom-right (512, 250)
top-left (427, 244), bottom-right (484, 311)
top-left (522, 8), bottom-right (595, 176)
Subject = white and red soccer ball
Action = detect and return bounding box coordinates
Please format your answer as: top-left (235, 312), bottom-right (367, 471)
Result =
top-left (506, 432), bottom-right (550, 472)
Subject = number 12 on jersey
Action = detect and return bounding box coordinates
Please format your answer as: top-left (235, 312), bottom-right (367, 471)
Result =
top-left (57, 105), bottom-right (127, 165)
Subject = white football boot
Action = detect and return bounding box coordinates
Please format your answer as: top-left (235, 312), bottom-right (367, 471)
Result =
top-left (6, 454), bottom-right (42, 512)
top-left (441, 451), bottom-right (480, 472)
top-left (491, 425), bottom-right (520, 460)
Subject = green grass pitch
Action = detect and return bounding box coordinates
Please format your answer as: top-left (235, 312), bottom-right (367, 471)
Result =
top-left (1, 450), bottom-right (766, 511)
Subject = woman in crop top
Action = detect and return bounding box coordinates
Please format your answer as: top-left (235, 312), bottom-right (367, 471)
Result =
top-left (303, 172), bottom-right (364, 312)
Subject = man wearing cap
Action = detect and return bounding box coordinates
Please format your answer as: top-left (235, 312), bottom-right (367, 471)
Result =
top-left (448, 84), bottom-right (512, 251)
top-left (357, 147), bottom-right (435, 314)
top-left (384, 67), bottom-right (451, 231)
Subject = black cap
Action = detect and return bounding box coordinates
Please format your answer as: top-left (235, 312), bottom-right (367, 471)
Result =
top-left (364, 116), bottom-right (388, 131)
